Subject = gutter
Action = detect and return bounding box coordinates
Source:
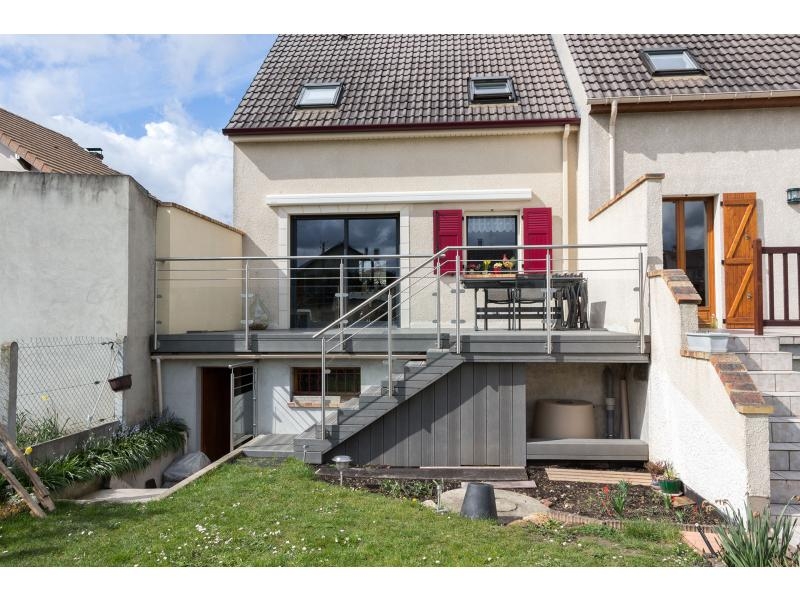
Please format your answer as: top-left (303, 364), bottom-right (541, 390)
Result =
top-left (587, 88), bottom-right (800, 106)
top-left (222, 117), bottom-right (581, 138)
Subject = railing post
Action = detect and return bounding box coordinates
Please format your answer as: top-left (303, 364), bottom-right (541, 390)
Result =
top-left (338, 259), bottom-right (346, 347)
top-left (435, 258), bottom-right (442, 350)
top-left (753, 238), bottom-right (764, 336)
top-left (454, 250), bottom-right (461, 354)
top-left (387, 290), bottom-right (393, 401)
top-left (244, 259), bottom-right (250, 352)
top-left (638, 250), bottom-right (645, 354)
top-left (546, 249), bottom-right (552, 355)
top-left (320, 337), bottom-right (326, 440)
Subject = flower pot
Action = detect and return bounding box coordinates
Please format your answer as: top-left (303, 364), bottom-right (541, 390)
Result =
top-left (658, 479), bottom-right (683, 496)
top-left (108, 374), bottom-right (132, 392)
top-left (686, 332), bottom-right (729, 353)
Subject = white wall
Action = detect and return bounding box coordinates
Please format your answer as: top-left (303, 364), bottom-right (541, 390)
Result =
top-left (0, 141), bottom-right (29, 172)
top-left (645, 275), bottom-right (770, 514)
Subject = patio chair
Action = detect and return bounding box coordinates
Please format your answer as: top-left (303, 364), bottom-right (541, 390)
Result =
top-left (483, 288), bottom-right (515, 330)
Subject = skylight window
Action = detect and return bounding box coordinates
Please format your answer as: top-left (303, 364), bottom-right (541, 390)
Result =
top-left (641, 49), bottom-right (704, 76)
top-left (295, 83), bottom-right (343, 108)
top-left (469, 76), bottom-right (516, 103)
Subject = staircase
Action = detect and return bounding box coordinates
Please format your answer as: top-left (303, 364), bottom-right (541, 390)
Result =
top-left (293, 349), bottom-right (464, 463)
top-left (729, 333), bottom-right (800, 526)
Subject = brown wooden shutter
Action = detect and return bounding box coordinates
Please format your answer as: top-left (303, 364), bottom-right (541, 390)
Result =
top-left (433, 209), bottom-right (463, 274)
top-left (722, 193), bottom-right (758, 329)
top-left (522, 207), bottom-right (552, 273)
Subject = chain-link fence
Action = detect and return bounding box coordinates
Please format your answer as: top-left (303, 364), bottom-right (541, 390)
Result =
top-left (5, 337), bottom-right (124, 447)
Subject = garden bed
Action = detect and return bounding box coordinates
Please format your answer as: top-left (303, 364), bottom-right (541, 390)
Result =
top-left (314, 463), bottom-right (722, 526)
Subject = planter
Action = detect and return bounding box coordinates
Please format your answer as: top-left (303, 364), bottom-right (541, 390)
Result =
top-left (658, 479), bottom-right (683, 496)
top-left (108, 374), bottom-right (132, 391)
top-left (686, 332), bottom-right (730, 353)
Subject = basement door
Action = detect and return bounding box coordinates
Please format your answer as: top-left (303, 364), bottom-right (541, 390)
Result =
top-left (722, 193), bottom-right (758, 329)
top-left (200, 365), bottom-right (256, 461)
top-left (662, 197), bottom-right (716, 325)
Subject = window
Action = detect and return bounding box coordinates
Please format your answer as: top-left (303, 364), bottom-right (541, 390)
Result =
top-left (466, 215), bottom-right (518, 264)
top-left (292, 367), bottom-right (360, 406)
top-left (641, 49), bottom-right (704, 76)
top-left (469, 76), bottom-right (516, 103)
top-left (295, 83), bottom-right (343, 108)
top-left (291, 215), bottom-right (399, 328)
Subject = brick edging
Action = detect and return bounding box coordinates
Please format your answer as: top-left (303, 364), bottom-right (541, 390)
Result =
top-left (647, 269), bottom-right (702, 304)
top-left (680, 350), bottom-right (772, 415)
top-left (544, 508), bottom-right (718, 533)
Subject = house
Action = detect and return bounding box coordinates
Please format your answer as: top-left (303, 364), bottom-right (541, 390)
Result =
top-left (156, 35), bottom-right (651, 472)
top-left (154, 34), bottom-right (798, 517)
top-left (0, 106), bottom-right (239, 447)
top-left (553, 35), bottom-right (800, 517)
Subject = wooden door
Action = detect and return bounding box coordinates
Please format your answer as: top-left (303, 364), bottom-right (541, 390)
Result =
top-left (723, 193), bottom-right (758, 329)
top-left (201, 367), bottom-right (231, 461)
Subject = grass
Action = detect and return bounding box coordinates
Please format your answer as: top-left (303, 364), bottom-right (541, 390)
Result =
top-left (0, 459), bottom-right (703, 566)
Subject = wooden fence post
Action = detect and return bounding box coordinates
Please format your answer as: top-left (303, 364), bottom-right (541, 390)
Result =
top-left (753, 238), bottom-right (764, 336)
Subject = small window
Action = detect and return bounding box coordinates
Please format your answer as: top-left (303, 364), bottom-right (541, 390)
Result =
top-left (469, 76), bottom-right (516, 103)
top-left (641, 49), bottom-right (704, 76)
top-left (295, 83), bottom-right (343, 108)
top-left (291, 367), bottom-right (360, 406)
top-left (466, 215), bottom-right (518, 265)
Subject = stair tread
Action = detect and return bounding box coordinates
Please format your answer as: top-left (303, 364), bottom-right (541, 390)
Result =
top-left (770, 442), bottom-right (800, 450)
top-left (770, 416), bottom-right (800, 422)
top-left (749, 370), bottom-right (800, 375)
top-left (735, 351), bottom-right (794, 356)
top-left (770, 470), bottom-right (800, 480)
top-left (764, 392), bottom-right (800, 397)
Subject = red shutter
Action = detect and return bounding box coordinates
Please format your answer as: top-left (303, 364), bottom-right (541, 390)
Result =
top-left (433, 209), bottom-right (463, 274)
top-left (522, 207), bottom-right (552, 273)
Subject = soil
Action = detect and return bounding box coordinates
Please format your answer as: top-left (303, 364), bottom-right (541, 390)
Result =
top-left (314, 463), bottom-right (723, 526)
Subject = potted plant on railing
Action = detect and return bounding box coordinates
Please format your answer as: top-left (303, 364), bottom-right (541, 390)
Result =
top-left (658, 463), bottom-right (683, 496)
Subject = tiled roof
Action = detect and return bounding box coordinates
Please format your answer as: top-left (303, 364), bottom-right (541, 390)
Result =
top-left (0, 107), bottom-right (119, 175)
top-left (564, 35), bottom-right (800, 100)
top-left (225, 35), bottom-right (578, 134)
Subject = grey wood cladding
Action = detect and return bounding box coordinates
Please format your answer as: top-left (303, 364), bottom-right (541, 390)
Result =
top-left (328, 363), bottom-right (527, 467)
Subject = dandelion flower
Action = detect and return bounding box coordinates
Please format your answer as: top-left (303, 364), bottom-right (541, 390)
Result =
top-left (24, 446), bottom-right (33, 455)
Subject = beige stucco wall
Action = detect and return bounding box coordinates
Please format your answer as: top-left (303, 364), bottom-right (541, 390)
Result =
top-left (0, 172), bottom-right (156, 424)
top-left (582, 107), bottom-right (800, 322)
top-left (645, 275), bottom-right (770, 514)
top-left (156, 205), bottom-right (243, 334)
top-left (232, 129), bottom-right (578, 330)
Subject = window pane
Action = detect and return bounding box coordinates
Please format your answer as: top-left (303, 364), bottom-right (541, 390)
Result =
top-left (474, 81), bottom-right (510, 95)
top-left (684, 201), bottom-right (708, 305)
top-left (298, 85), bottom-right (340, 107)
top-left (292, 219), bottom-right (345, 328)
top-left (346, 218), bottom-right (399, 323)
top-left (466, 216), bottom-right (517, 264)
top-left (662, 202), bottom-right (678, 270)
top-left (646, 51), bottom-right (699, 72)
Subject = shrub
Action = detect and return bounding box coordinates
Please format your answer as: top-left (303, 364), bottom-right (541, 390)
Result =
top-left (715, 501), bottom-right (798, 567)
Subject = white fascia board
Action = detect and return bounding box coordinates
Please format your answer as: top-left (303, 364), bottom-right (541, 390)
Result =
top-left (266, 188), bottom-right (532, 207)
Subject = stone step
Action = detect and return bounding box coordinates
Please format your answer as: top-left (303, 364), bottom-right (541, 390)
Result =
top-left (769, 442), bottom-right (800, 470)
top-left (728, 335), bottom-right (781, 353)
top-left (748, 370), bottom-right (800, 392)
top-left (764, 393), bottom-right (800, 417)
top-left (734, 351), bottom-right (794, 371)
top-left (770, 471), bottom-right (800, 504)
top-left (770, 418), bottom-right (800, 443)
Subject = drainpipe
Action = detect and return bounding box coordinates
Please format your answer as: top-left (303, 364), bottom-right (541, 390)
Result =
top-left (562, 124), bottom-right (571, 266)
top-left (155, 357), bottom-right (163, 415)
top-left (608, 99), bottom-right (619, 199)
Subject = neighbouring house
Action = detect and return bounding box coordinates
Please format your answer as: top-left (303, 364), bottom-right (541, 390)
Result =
top-left (553, 35), bottom-right (800, 517)
top-left (0, 107), bottom-right (237, 447)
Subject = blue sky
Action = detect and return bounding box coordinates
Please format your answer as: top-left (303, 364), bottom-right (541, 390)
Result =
top-left (0, 35), bottom-right (277, 222)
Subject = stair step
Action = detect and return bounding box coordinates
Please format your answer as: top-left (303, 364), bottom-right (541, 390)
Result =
top-left (769, 444), bottom-right (800, 470)
top-left (728, 335), bottom-right (781, 352)
top-left (770, 503), bottom-right (800, 517)
top-left (772, 470), bottom-right (800, 481)
top-left (748, 370), bottom-right (800, 392)
top-left (734, 351), bottom-right (794, 371)
top-left (764, 394), bottom-right (800, 417)
top-left (770, 419), bottom-right (800, 443)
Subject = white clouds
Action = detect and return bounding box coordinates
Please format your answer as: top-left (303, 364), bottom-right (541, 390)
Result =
top-left (50, 114), bottom-right (234, 223)
top-left (0, 34), bottom-right (274, 224)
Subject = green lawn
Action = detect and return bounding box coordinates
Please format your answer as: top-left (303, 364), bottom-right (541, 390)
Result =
top-left (0, 459), bottom-right (703, 566)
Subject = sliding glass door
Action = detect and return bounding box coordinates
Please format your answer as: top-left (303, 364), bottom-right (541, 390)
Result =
top-left (291, 215), bottom-right (400, 328)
